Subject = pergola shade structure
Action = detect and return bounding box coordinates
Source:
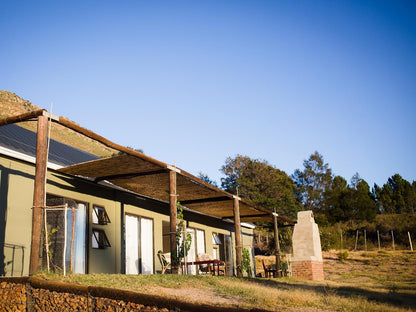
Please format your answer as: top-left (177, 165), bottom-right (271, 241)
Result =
top-left (0, 109), bottom-right (294, 275)
top-left (58, 154), bottom-right (281, 223)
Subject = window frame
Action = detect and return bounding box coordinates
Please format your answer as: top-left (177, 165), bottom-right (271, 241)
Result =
top-left (92, 205), bottom-right (111, 225)
top-left (212, 232), bottom-right (222, 245)
top-left (92, 228), bottom-right (111, 249)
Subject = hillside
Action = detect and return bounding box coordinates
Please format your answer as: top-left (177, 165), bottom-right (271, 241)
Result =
top-left (0, 90), bottom-right (117, 157)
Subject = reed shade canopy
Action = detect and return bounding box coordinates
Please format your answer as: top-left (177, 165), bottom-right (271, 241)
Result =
top-left (58, 154), bottom-right (292, 223)
top-left (0, 109), bottom-right (293, 224)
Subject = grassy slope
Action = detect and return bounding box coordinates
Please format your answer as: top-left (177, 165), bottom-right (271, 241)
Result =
top-left (0, 90), bottom-right (117, 157)
top-left (38, 250), bottom-right (416, 312)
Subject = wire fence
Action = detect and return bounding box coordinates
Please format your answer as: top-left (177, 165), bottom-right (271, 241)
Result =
top-left (253, 227), bottom-right (415, 254)
top-left (320, 228), bottom-right (415, 252)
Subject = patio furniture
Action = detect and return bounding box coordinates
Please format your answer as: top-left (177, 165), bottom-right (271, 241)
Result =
top-left (262, 259), bottom-right (277, 278)
top-left (157, 251), bottom-right (171, 274)
top-left (181, 259), bottom-right (221, 275)
top-left (218, 260), bottom-right (226, 276)
top-left (197, 253), bottom-right (213, 274)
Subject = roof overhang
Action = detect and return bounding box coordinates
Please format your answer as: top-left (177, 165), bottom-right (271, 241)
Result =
top-left (0, 109), bottom-right (295, 225)
top-left (58, 154), bottom-right (285, 223)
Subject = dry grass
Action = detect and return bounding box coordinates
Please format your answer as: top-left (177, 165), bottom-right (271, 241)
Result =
top-left (38, 250), bottom-right (416, 312)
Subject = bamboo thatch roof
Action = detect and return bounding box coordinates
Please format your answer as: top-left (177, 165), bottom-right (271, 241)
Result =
top-left (0, 109), bottom-right (294, 224)
top-left (58, 154), bottom-right (288, 223)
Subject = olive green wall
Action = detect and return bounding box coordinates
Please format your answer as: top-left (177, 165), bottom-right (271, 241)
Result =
top-left (0, 156), bottom-right (34, 277)
top-left (0, 154), bottom-right (255, 277)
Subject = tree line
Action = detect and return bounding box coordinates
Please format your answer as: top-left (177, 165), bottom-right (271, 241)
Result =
top-left (200, 151), bottom-right (416, 225)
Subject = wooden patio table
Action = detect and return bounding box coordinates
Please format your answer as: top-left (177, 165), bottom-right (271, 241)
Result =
top-left (181, 259), bottom-right (221, 275)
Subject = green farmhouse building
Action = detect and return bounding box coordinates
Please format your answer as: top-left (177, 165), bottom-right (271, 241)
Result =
top-left (0, 110), bottom-right (288, 277)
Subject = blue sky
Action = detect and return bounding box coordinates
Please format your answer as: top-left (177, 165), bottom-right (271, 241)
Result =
top-left (1, 0), bottom-right (415, 188)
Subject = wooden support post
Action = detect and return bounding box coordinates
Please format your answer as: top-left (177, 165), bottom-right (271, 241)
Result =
top-left (364, 229), bottom-right (367, 251)
top-left (169, 170), bottom-right (178, 274)
top-left (355, 230), bottom-right (359, 251)
top-left (408, 232), bottom-right (413, 252)
top-left (63, 204), bottom-right (67, 276)
top-left (44, 209), bottom-right (50, 272)
top-left (233, 196), bottom-right (243, 277)
top-left (29, 115), bottom-right (48, 275)
top-left (377, 230), bottom-right (381, 251)
top-left (273, 212), bottom-right (281, 276)
top-left (391, 230), bottom-right (395, 251)
top-left (70, 207), bottom-right (76, 271)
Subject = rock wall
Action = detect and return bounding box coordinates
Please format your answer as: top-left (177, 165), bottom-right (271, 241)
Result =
top-left (0, 280), bottom-right (27, 311)
top-left (0, 276), bottom-right (269, 312)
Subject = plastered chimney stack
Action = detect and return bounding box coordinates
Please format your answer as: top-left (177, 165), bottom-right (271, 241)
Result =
top-left (291, 210), bottom-right (324, 280)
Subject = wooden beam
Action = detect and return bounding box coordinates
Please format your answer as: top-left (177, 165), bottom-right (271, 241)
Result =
top-left (29, 115), bottom-right (48, 275)
top-left (180, 196), bottom-right (230, 205)
top-left (222, 213), bottom-right (270, 220)
top-left (56, 115), bottom-right (296, 227)
top-left (233, 196), bottom-right (243, 277)
top-left (273, 212), bottom-right (281, 276)
top-left (0, 109), bottom-right (46, 126)
top-left (94, 169), bottom-right (168, 182)
top-left (169, 170), bottom-right (178, 274)
top-left (177, 170), bottom-right (233, 199)
top-left (58, 116), bottom-right (168, 169)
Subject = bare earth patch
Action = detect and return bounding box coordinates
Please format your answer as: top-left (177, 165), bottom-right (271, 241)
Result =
top-left (146, 286), bottom-right (242, 306)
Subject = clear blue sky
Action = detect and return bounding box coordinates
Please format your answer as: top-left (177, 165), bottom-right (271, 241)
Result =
top-left (1, 0), bottom-right (415, 188)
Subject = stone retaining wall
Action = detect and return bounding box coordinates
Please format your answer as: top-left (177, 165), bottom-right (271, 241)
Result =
top-left (0, 277), bottom-right (167, 312)
top-left (0, 280), bottom-right (27, 311)
top-left (0, 276), bottom-right (268, 312)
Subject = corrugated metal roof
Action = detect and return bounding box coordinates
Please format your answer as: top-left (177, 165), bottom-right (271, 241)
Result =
top-left (0, 124), bottom-right (99, 166)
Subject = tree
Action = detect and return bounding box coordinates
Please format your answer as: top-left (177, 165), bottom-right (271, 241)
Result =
top-left (350, 172), bottom-right (362, 189)
top-left (197, 172), bottom-right (218, 187)
top-left (292, 151), bottom-right (332, 212)
top-left (220, 155), bottom-right (300, 219)
top-left (375, 174), bottom-right (416, 214)
top-left (350, 180), bottom-right (377, 221)
top-left (323, 175), bottom-right (351, 223)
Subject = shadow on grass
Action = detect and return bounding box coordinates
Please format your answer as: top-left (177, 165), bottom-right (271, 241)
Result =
top-left (243, 277), bottom-right (416, 310)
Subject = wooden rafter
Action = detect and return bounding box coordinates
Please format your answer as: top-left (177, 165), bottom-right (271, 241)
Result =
top-left (95, 169), bottom-right (169, 182)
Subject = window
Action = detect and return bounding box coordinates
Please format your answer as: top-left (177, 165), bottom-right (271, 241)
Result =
top-left (92, 229), bottom-right (111, 249)
top-left (92, 205), bottom-right (110, 225)
top-left (212, 233), bottom-right (222, 245)
top-left (212, 232), bottom-right (221, 260)
top-left (186, 228), bottom-right (206, 275)
top-left (44, 194), bottom-right (87, 274)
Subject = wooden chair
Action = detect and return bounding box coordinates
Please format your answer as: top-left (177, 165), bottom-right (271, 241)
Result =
top-left (157, 251), bottom-right (171, 274)
top-left (262, 259), bottom-right (277, 278)
top-left (218, 261), bottom-right (226, 276)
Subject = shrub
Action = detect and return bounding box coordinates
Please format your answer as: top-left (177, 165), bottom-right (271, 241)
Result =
top-left (238, 248), bottom-right (252, 277)
top-left (337, 250), bottom-right (349, 262)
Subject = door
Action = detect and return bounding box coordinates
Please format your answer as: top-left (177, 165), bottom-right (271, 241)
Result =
top-left (140, 217), bottom-right (154, 274)
top-left (223, 235), bottom-right (234, 276)
top-left (186, 228), bottom-right (196, 274)
top-left (72, 203), bottom-right (86, 273)
top-left (125, 215), bottom-right (154, 274)
top-left (125, 215), bottom-right (140, 274)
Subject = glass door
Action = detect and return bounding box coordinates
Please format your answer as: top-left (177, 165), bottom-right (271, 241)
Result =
top-left (125, 215), bottom-right (139, 274)
top-left (140, 217), bottom-right (153, 274)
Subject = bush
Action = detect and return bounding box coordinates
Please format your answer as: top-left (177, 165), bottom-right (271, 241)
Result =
top-left (337, 250), bottom-right (349, 262)
top-left (238, 248), bottom-right (252, 277)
